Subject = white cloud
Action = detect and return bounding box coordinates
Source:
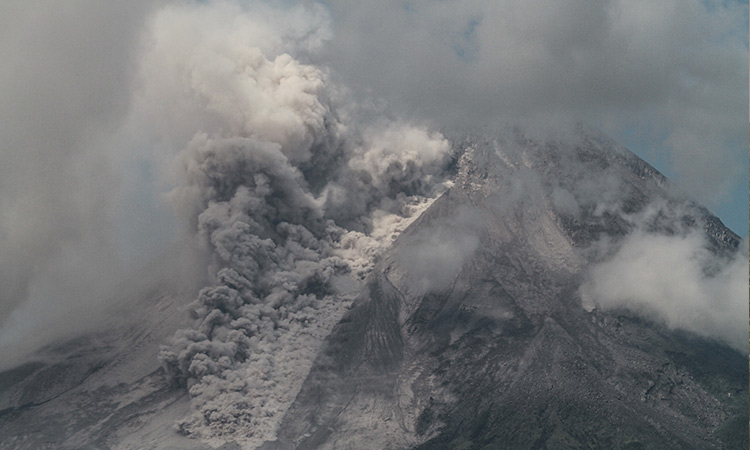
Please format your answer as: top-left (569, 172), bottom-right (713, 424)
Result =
top-left (581, 232), bottom-right (749, 352)
top-left (141, 2), bottom-right (453, 443)
top-left (321, 0), bottom-right (748, 209)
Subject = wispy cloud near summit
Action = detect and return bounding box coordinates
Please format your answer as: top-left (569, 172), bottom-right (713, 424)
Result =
top-left (321, 0), bottom-right (748, 226)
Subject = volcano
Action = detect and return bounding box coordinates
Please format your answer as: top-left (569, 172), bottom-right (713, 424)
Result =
top-left (260, 128), bottom-right (747, 449)
top-left (0, 128), bottom-right (747, 450)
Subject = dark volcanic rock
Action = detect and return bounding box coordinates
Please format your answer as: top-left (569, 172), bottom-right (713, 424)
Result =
top-left (263, 129), bottom-right (747, 450)
top-left (1, 128), bottom-right (746, 449)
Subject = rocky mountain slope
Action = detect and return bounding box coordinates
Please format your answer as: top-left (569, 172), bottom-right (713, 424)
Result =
top-left (0, 128), bottom-right (746, 449)
top-left (262, 129), bottom-right (747, 449)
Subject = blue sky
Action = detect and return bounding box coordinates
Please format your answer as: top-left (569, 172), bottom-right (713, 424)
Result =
top-left (622, 129), bottom-right (748, 237)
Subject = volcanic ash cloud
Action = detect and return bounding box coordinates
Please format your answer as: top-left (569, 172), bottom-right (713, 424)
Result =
top-left (144, 2), bottom-right (452, 444)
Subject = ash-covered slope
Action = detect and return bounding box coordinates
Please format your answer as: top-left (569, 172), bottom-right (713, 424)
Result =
top-left (0, 245), bottom-right (219, 450)
top-left (263, 129), bottom-right (748, 450)
top-left (0, 128), bottom-right (745, 450)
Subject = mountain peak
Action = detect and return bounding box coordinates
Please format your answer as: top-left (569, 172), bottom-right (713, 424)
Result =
top-left (1, 127), bottom-right (746, 450)
top-left (264, 127), bottom-right (748, 449)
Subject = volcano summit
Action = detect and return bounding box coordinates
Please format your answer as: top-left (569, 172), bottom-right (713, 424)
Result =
top-left (0, 126), bottom-right (747, 450)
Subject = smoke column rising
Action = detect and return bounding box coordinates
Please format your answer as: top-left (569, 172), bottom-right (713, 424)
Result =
top-left (0, 0), bottom-right (746, 446)
top-left (132, 2), bottom-right (452, 443)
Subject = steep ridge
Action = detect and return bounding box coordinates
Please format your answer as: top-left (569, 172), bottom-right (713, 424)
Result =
top-left (0, 129), bottom-right (745, 450)
top-left (263, 129), bottom-right (747, 450)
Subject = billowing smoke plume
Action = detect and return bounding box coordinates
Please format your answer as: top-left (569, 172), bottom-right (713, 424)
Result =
top-left (143, 2), bottom-right (451, 444)
top-left (2, 0), bottom-right (744, 446)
